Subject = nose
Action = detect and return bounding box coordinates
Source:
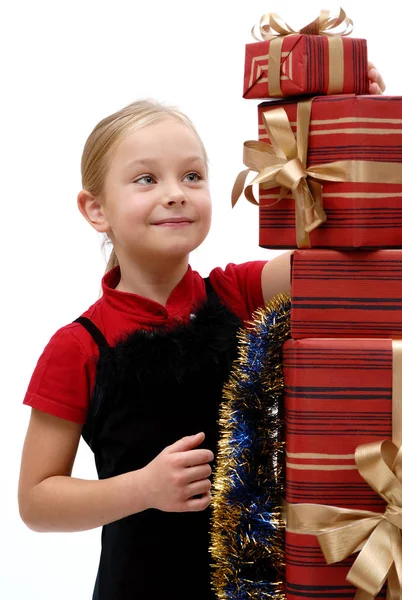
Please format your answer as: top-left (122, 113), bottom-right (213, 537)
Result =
top-left (163, 181), bottom-right (188, 206)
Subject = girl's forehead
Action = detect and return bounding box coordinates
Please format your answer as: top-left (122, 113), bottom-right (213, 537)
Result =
top-left (111, 119), bottom-right (205, 165)
top-left (127, 118), bottom-right (200, 145)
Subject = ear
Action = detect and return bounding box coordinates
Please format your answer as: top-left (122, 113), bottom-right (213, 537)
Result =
top-left (77, 190), bottom-right (110, 233)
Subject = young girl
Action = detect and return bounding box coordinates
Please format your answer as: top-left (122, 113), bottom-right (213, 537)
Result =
top-left (18, 68), bottom-right (385, 600)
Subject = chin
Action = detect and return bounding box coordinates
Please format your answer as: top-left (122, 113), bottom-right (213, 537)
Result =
top-left (163, 245), bottom-right (195, 260)
top-left (164, 235), bottom-right (207, 257)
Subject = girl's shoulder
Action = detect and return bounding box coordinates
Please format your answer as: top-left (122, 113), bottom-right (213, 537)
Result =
top-left (46, 300), bottom-right (105, 358)
top-left (207, 261), bottom-right (267, 322)
top-left (22, 299), bottom-right (106, 424)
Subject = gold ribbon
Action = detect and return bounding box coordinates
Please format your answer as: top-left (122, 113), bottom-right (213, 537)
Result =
top-left (253, 8), bottom-right (353, 41)
top-left (232, 98), bottom-right (402, 248)
top-left (286, 339), bottom-right (402, 599)
top-left (252, 8), bottom-right (353, 96)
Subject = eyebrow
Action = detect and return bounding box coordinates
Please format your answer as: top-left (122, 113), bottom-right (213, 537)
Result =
top-left (124, 156), bottom-right (205, 171)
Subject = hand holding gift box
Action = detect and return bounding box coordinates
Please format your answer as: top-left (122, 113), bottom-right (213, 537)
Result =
top-left (368, 61), bottom-right (386, 95)
top-left (244, 8), bottom-right (369, 99)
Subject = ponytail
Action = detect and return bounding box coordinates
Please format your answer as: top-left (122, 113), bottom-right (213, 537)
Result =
top-left (105, 248), bottom-right (119, 273)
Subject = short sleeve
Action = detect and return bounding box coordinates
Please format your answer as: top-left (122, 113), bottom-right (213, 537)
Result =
top-left (208, 261), bottom-right (266, 322)
top-left (23, 326), bottom-right (94, 424)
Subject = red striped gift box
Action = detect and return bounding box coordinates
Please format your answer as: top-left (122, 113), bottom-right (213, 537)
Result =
top-left (290, 249), bottom-right (402, 338)
top-left (283, 338), bottom-right (391, 599)
top-left (244, 35), bottom-right (368, 99)
top-left (257, 95), bottom-right (402, 249)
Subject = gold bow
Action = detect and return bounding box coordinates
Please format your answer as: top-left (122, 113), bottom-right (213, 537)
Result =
top-left (251, 8), bottom-right (353, 96)
top-left (287, 441), bottom-right (402, 599)
top-left (286, 340), bottom-right (402, 599)
top-left (232, 98), bottom-right (402, 248)
top-left (252, 8), bottom-right (353, 41)
top-left (232, 99), bottom-right (327, 248)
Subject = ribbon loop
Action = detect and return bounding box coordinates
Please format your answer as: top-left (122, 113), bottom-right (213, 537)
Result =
top-left (346, 520), bottom-right (394, 597)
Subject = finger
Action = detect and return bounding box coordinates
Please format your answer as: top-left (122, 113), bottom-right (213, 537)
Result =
top-left (185, 492), bottom-right (211, 512)
top-left (369, 81), bottom-right (382, 95)
top-left (368, 67), bottom-right (386, 93)
top-left (183, 464), bottom-right (212, 483)
top-left (377, 73), bottom-right (386, 93)
top-left (186, 478), bottom-right (212, 498)
top-left (163, 432), bottom-right (205, 454)
top-left (181, 448), bottom-right (214, 467)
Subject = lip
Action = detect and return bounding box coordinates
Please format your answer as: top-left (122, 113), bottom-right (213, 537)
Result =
top-left (152, 217), bottom-right (194, 225)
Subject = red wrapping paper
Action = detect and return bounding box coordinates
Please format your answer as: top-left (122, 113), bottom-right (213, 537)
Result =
top-left (257, 95), bottom-right (402, 249)
top-left (244, 35), bottom-right (368, 99)
top-left (290, 249), bottom-right (402, 338)
top-left (283, 338), bottom-right (391, 599)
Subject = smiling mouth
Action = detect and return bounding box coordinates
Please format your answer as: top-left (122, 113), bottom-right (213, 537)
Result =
top-left (153, 218), bottom-right (194, 226)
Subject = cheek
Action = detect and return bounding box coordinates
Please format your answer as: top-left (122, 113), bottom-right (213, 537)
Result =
top-left (204, 199), bottom-right (212, 226)
top-left (200, 202), bottom-right (212, 236)
top-left (123, 197), bottom-right (152, 223)
top-left (199, 190), bottom-right (212, 215)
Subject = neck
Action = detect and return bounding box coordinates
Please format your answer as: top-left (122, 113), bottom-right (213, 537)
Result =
top-left (114, 255), bottom-right (190, 306)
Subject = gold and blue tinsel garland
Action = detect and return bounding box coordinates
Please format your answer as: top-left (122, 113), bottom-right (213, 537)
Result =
top-left (210, 293), bottom-right (291, 599)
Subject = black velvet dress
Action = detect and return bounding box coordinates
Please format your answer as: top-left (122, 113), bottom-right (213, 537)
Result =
top-left (74, 278), bottom-right (241, 600)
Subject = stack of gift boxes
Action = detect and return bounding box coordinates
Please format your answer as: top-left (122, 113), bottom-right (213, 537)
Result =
top-left (240, 10), bottom-right (402, 600)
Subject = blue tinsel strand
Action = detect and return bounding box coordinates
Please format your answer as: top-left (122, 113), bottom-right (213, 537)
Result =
top-left (211, 294), bottom-right (291, 600)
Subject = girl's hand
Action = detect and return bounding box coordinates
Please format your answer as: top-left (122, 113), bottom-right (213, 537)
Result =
top-left (141, 432), bottom-right (214, 512)
top-left (368, 61), bottom-right (386, 94)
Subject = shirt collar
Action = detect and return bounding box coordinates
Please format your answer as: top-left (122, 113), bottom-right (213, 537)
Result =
top-left (101, 265), bottom-right (196, 323)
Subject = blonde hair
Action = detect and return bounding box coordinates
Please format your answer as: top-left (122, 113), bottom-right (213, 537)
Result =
top-left (80, 100), bottom-right (209, 273)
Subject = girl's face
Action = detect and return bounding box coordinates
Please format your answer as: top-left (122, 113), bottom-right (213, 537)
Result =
top-left (100, 117), bottom-right (212, 267)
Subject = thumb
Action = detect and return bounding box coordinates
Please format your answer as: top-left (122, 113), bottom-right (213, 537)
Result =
top-left (163, 432), bottom-right (205, 454)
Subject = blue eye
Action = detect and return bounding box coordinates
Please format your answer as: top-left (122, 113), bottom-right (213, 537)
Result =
top-left (184, 172), bottom-right (201, 182)
top-left (135, 175), bottom-right (155, 185)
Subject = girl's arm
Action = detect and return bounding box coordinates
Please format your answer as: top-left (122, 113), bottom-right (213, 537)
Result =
top-left (18, 409), bottom-right (213, 533)
top-left (261, 251), bottom-right (292, 303)
top-left (18, 409), bottom-right (149, 532)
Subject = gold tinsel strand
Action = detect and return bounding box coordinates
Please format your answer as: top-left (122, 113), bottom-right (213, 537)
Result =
top-left (210, 293), bottom-right (291, 599)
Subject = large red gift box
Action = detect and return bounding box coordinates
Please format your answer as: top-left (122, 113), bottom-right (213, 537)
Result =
top-left (257, 95), bottom-right (402, 249)
top-left (283, 338), bottom-right (391, 599)
top-left (290, 249), bottom-right (402, 338)
top-left (244, 35), bottom-right (368, 99)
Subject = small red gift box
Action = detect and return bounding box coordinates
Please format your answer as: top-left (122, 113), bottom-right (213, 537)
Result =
top-left (283, 338), bottom-right (392, 599)
top-left (290, 249), bottom-right (402, 338)
top-left (255, 95), bottom-right (402, 249)
top-left (244, 35), bottom-right (368, 99)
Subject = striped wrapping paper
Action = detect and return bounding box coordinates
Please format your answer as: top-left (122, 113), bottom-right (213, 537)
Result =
top-left (283, 338), bottom-right (391, 599)
top-left (291, 249), bottom-right (402, 338)
top-left (257, 95), bottom-right (402, 249)
top-left (244, 35), bottom-right (368, 99)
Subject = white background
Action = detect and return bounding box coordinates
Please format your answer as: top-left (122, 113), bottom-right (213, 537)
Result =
top-left (2, 1), bottom-right (399, 597)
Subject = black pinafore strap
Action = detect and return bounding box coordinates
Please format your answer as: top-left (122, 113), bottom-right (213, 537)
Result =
top-left (73, 316), bottom-right (109, 348)
top-left (74, 277), bottom-right (215, 348)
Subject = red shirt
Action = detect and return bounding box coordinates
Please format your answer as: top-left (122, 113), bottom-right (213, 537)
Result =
top-left (23, 262), bottom-right (266, 424)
